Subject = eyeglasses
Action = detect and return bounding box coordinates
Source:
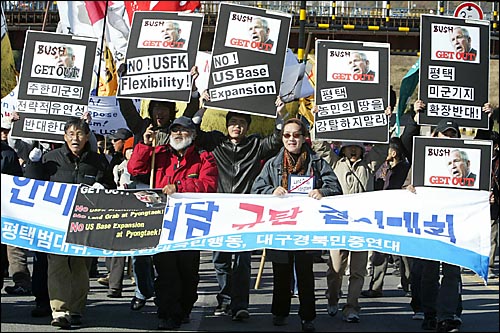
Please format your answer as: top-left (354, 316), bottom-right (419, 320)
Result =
top-left (283, 132), bottom-right (302, 139)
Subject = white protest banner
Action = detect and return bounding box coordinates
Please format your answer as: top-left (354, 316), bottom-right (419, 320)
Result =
top-left (87, 95), bottom-right (131, 136)
top-left (0, 174), bottom-right (490, 281)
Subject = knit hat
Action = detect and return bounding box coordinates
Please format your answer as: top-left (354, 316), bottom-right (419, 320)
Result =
top-left (122, 136), bottom-right (135, 154)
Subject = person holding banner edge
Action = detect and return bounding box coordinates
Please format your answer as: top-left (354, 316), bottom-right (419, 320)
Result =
top-left (406, 99), bottom-right (493, 332)
top-left (24, 117), bottom-right (115, 329)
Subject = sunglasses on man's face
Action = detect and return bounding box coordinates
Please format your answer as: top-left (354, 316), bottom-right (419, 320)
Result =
top-left (283, 132), bottom-right (302, 139)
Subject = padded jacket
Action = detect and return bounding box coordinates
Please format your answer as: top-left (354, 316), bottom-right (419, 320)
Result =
top-left (251, 145), bottom-right (343, 197)
top-left (127, 142), bottom-right (218, 193)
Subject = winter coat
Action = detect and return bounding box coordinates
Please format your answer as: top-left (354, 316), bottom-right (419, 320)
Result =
top-left (251, 145), bottom-right (343, 263)
top-left (127, 142), bottom-right (218, 193)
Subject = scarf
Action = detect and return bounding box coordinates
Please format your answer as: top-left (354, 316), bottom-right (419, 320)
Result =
top-left (281, 147), bottom-right (308, 191)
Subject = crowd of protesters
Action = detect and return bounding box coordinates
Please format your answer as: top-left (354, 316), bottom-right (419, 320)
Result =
top-left (1, 53), bottom-right (498, 333)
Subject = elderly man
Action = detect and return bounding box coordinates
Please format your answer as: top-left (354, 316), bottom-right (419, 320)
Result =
top-left (450, 26), bottom-right (477, 61)
top-left (128, 116), bottom-right (218, 330)
top-left (349, 51), bottom-right (375, 81)
top-left (248, 17), bottom-right (274, 51)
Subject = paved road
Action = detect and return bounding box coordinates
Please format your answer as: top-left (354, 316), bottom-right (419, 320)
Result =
top-left (1, 251), bottom-right (498, 332)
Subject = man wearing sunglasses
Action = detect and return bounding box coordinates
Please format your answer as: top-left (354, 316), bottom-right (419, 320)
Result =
top-left (192, 92), bottom-right (286, 321)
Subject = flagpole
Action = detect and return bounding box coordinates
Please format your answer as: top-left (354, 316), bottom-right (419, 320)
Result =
top-left (41, 1), bottom-right (52, 31)
top-left (95, 0), bottom-right (109, 97)
top-left (297, 1), bottom-right (307, 63)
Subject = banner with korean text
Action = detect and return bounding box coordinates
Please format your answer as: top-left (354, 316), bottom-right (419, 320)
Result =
top-left (0, 174), bottom-right (490, 281)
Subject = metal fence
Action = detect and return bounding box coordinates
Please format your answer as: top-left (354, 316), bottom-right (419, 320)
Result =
top-left (2, 1), bottom-right (497, 20)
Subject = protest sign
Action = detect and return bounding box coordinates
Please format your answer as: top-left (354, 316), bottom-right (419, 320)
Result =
top-left (418, 15), bottom-right (490, 129)
top-left (117, 11), bottom-right (203, 102)
top-left (412, 136), bottom-right (492, 190)
top-left (204, 3), bottom-right (292, 117)
top-left (314, 40), bottom-right (390, 143)
top-left (10, 31), bottom-right (97, 143)
top-left (65, 186), bottom-right (165, 251)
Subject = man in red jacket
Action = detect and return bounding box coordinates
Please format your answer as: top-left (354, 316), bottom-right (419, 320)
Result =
top-left (128, 116), bottom-right (218, 330)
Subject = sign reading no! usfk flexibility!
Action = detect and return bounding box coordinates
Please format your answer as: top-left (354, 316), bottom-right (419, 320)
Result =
top-left (117, 11), bottom-right (203, 103)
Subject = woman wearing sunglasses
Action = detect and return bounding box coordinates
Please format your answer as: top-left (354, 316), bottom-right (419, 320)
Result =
top-left (251, 118), bottom-right (343, 332)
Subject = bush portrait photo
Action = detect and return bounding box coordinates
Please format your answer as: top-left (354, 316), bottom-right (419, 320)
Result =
top-left (137, 19), bottom-right (192, 51)
top-left (327, 49), bottom-right (379, 84)
top-left (224, 13), bottom-right (280, 54)
top-left (430, 23), bottom-right (480, 63)
top-left (412, 136), bottom-right (492, 191)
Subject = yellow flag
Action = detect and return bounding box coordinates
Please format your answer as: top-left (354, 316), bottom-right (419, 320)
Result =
top-left (1, 8), bottom-right (18, 98)
top-left (96, 44), bottom-right (119, 96)
top-left (297, 53), bottom-right (317, 127)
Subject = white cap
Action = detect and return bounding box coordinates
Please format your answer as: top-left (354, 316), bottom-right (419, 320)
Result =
top-left (340, 141), bottom-right (364, 150)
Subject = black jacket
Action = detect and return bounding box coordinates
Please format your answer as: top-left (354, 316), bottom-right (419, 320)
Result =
top-left (117, 95), bottom-right (200, 146)
top-left (25, 143), bottom-right (115, 188)
top-left (196, 128), bottom-right (282, 194)
top-left (1, 141), bottom-right (23, 177)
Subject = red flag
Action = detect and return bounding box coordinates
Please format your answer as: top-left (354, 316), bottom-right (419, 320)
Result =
top-left (84, 1), bottom-right (110, 25)
top-left (124, 1), bottom-right (201, 24)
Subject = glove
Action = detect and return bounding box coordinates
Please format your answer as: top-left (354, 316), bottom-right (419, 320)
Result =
top-left (29, 147), bottom-right (42, 162)
top-left (91, 182), bottom-right (105, 190)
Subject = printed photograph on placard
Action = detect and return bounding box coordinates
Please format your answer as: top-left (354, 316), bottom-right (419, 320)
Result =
top-left (31, 42), bottom-right (86, 81)
top-left (413, 136), bottom-right (494, 190)
top-left (327, 49), bottom-right (379, 84)
top-left (224, 12), bottom-right (280, 54)
top-left (423, 146), bottom-right (481, 189)
top-left (430, 23), bottom-right (480, 63)
top-left (137, 19), bottom-right (192, 50)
